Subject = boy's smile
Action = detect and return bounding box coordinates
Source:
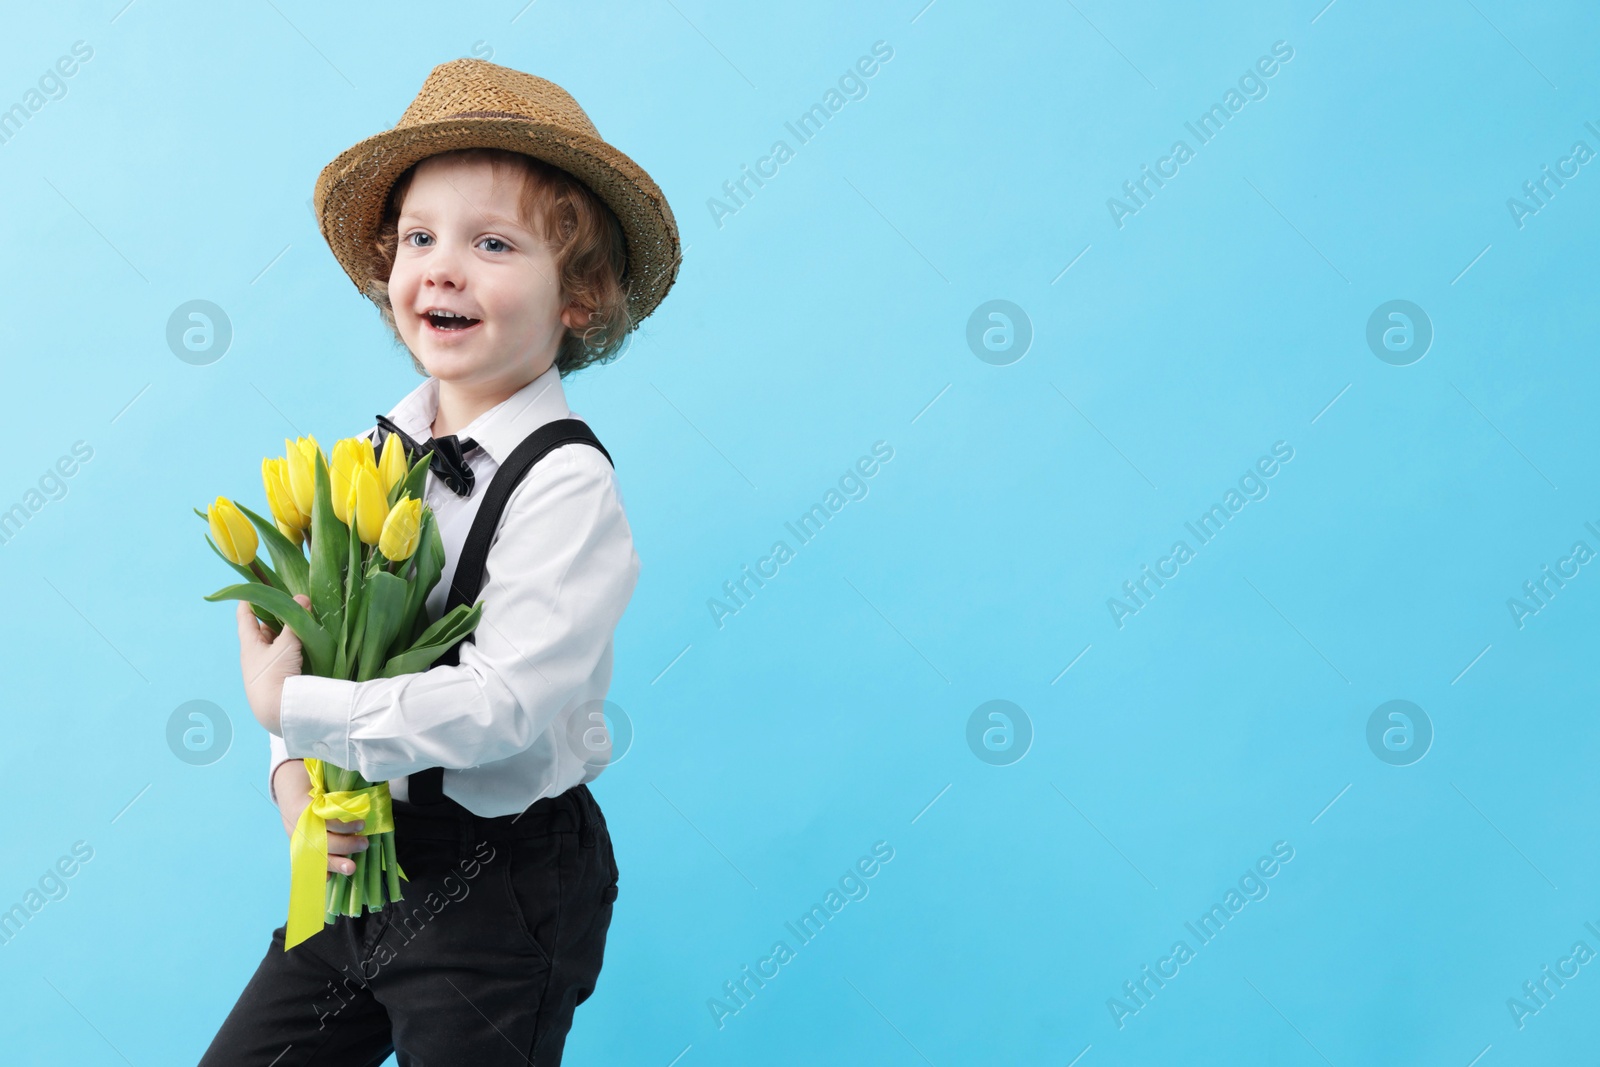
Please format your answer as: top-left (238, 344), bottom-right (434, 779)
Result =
top-left (420, 308), bottom-right (482, 335)
top-left (388, 154), bottom-right (587, 429)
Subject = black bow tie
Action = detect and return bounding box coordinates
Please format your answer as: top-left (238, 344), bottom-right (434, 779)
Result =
top-left (373, 413), bottom-right (481, 497)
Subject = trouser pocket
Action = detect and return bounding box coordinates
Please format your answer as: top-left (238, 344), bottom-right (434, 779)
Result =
top-left (501, 832), bottom-right (566, 967)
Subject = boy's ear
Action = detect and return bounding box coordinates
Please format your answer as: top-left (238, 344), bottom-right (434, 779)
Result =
top-left (559, 302), bottom-right (592, 331)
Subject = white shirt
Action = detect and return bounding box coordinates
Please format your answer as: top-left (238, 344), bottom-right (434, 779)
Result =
top-left (267, 364), bottom-right (640, 818)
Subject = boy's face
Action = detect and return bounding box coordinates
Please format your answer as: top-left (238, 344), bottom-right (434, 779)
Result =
top-left (389, 155), bottom-right (584, 389)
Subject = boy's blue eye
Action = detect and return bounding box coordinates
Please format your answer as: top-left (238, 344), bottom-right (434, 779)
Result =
top-left (401, 233), bottom-right (508, 252)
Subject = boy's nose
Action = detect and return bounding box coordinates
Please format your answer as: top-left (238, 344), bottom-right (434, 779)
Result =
top-left (424, 248), bottom-right (466, 288)
top-left (426, 262), bottom-right (465, 288)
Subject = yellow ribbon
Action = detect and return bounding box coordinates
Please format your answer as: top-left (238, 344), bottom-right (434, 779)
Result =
top-left (284, 757), bottom-right (404, 951)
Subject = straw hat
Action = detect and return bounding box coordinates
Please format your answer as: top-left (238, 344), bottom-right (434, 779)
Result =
top-left (313, 59), bottom-right (681, 328)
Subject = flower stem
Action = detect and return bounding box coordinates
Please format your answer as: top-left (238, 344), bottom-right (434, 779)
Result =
top-left (383, 833), bottom-right (402, 902)
top-left (364, 834), bottom-right (380, 907)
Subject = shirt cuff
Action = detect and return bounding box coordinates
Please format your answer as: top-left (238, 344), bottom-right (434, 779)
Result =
top-left (280, 673), bottom-right (358, 769)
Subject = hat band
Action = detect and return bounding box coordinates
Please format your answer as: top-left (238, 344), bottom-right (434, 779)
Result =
top-left (441, 110), bottom-right (538, 121)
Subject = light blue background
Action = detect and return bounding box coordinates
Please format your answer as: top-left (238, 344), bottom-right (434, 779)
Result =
top-left (1, 0), bottom-right (1597, 1063)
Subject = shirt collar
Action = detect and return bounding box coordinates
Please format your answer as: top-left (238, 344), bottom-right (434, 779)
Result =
top-left (379, 364), bottom-right (572, 466)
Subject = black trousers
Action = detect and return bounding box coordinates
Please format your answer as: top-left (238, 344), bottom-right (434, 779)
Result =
top-left (199, 784), bottom-right (619, 1066)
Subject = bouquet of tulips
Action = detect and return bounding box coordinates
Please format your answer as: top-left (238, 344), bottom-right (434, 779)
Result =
top-left (198, 432), bottom-right (483, 949)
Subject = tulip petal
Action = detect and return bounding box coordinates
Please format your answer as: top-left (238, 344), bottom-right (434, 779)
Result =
top-left (353, 464), bottom-right (387, 545)
top-left (208, 498), bottom-right (259, 566)
top-left (286, 438), bottom-right (318, 517)
top-left (378, 497), bottom-right (421, 563)
top-left (378, 433), bottom-right (408, 496)
top-left (262, 456), bottom-right (307, 532)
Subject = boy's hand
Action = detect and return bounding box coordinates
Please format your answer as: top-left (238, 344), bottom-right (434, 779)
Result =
top-left (273, 760), bottom-right (369, 876)
top-left (236, 593), bottom-right (311, 736)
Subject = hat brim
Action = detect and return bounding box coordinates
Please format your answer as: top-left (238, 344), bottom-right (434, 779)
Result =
top-left (314, 117), bottom-right (681, 329)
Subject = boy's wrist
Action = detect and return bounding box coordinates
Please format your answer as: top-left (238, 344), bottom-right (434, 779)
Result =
top-left (270, 758), bottom-right (306, 806)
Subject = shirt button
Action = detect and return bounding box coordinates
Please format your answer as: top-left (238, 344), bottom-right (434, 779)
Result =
top-left (313, 741), bottom-right (331, 759)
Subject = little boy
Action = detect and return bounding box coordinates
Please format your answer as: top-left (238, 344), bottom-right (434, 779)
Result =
top-left (200, 59), bottom-right (680, 1066)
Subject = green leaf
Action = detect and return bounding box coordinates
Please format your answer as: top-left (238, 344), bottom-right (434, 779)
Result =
top-left (308, 449), bottom-right (348, 623)
top-left (357, 572), bottom-right (409, 682)
top-left (326, 604), bottom-right (347, 678)
top-left (202, 582), bottom-right (335, 676)
top-left (341, 583), bottom-right (369, 681)
top-left (337, 498), bottom-right (375, 680)
top-left (202, 535), bottom-right (286, 630)
top-left (201, 533), bottom-right (286, 593)
top-left (347, 493), bottom-right (361, 577)
top-left (379, 603), bottom-right (483, 678)
top-left (233, 501), bottom-right (310, 598)
top-left (405, 600), bottom-right (482, 653)
top-left (383, 449), bottom-right (434, 510)
top-left (396, 509), bottom-right (444, 648)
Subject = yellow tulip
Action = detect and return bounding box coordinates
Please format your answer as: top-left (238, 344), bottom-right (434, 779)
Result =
top-left (262, 457), bottom-right (307, 533)
top-left (285, 436), bottom-right (320, 517)
top-left (378, 496), bottom-right (422, 562)
top-left (276, 517), bottom-right (304, 548)
top-left (329, 440), bottom-right (360, 526)
top-left (332, 439), bottom-right (378, 522)
top-left (208, 497), bottom-right (258, 566)
top-left (350, 462), bottom-right (388, 545)
top-left (377, 433), bottom-right (408, 494)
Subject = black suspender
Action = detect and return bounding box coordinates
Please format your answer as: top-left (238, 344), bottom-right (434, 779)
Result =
top-left (406, 417), bottom-right (613, 805)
